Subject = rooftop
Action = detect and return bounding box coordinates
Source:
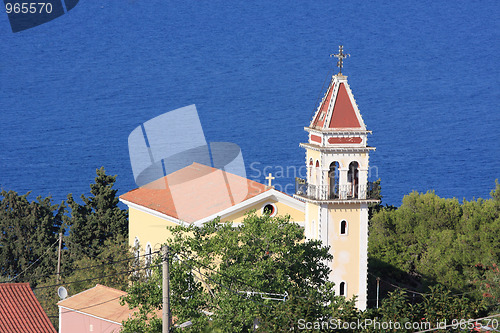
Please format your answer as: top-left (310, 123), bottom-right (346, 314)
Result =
top-left (58, 284), bottom-right (132, 324)
top-left (0, 283), bottom-right (56, 333)
top-left (310, 74), bottom-right (366, 131)
top-left (120, 162), bottom-right (270, 223)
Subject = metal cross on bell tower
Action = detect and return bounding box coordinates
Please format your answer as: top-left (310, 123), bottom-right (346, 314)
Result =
top-left (330, 45), bottom-right (350, 75)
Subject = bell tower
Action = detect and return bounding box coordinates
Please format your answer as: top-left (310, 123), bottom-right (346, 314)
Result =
top-left (294, 46), bottom-right (379, 310)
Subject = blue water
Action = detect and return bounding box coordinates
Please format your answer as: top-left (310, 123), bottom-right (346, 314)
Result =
top-left (1, 0), bottom-right (499, 207)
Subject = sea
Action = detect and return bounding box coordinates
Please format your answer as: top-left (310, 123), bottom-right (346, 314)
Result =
top-left (0, 0), bottom-right (499, 208)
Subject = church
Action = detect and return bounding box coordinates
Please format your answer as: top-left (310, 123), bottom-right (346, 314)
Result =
top-left (120, 46), bottom-right (379, 310)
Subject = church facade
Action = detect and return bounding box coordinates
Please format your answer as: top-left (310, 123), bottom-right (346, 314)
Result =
top-left (120, 47), bottom-right (378, 310)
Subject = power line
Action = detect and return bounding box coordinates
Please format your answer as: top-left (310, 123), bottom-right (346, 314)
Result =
top-left (32, 263), bottom-right (161, 291)
top-left (5, 238), bottom-right (60, 282)
top-left (56, 250), bottom-right (160, 277)
top-left (368, 272), bottom-right (476, 298)
top-left (2, 250), bottom-right (161, 283)
top-left (47, 295), bottom-right (124, 318)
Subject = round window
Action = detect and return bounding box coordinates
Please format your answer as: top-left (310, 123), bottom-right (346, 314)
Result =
top-left (262, 203), bottom-right (276, 216)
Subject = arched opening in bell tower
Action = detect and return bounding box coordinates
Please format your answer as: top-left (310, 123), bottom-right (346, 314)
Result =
top-left (347, 161), bottom-right (359, 198)
top-left (328, 161), bottom-right (339, 199)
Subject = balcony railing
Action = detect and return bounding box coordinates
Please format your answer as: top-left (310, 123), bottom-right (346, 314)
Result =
top-left (295, 178), bottom-right (380, 201)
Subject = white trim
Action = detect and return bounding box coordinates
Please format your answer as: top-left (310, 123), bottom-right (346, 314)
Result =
top-left (300, 143), bottom-right (376, 152)
top-left (145, 242), bottom-right (152, 277)
top-left (58, 305), bottom-right (122, 325)
top-left (231, 221), bottom-right (304, 228)
top-left (304, 202), bottom-right (310, 239)
top-left (194, 189), bottom-right (305, 226)
top-left (293, 195), bottom-right (379, 205)
top-left (343, 80), bottom-right (367, 129)
top-left (119, 198), bottom-right (190, 227)
top-left (358, 204), bottom-right (369, 311)
top-left (122, 190), bottom-right (305, 228)
top-left (58, 306), bottom-right (61, 333)
top-left (305, 127), bottom-right (372, 135)
top-left (323, 80), bottom-right (339, 130)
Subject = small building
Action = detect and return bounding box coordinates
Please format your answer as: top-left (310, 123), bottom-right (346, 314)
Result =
top-left (57, 284), bottom-right (134, 333)
top-left (0, 282), bottom-right (56, 333)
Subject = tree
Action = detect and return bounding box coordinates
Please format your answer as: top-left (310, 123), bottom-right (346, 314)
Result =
top-left (121, 212), bottom-right (346, 332)
top-left (66, 167), bottom-right (128, 259)
top-left (62, 234), bottom-right (133, 294)
top-left (35, 234), bottom-right (134, 327)
top-left (368, 181), bottom-right (500, 314)
top-left (0, 190), bottom-right (65, 285)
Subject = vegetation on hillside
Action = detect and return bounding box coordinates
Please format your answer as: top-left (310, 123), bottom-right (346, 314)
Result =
top-left (369, 181), bottom-right (500, 314)
top-left (1, 171), bottom-right (498, 331)
top-left (0, 167), bottom-right (130, 328)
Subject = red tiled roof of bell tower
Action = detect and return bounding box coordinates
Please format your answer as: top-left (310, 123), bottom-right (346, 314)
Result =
top-left (328, 82), bottom-right (361, 128)
top-left (309, 74), bottom-right (365, 131)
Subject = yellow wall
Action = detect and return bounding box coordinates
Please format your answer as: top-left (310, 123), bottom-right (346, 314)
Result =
top-left (328, 203), bottom-right (361, 300)
top-left (128, 207), bottom-right (178, 251)
top-left (306, 148), bottom-right (321, 166)
top-left (129, 199), bottom-right (305, 251)
top-left (306, 202), bottom-right (319, 238)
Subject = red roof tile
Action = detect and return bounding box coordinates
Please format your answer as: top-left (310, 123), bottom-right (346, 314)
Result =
top-left (310, 76), bottom-right (365, 131)
top-left (120, 163), bottom-right (270, 223)
top-left (328, 83), bottom-right (361, 128)
top-left (0, 283), bottom-right (56, 333)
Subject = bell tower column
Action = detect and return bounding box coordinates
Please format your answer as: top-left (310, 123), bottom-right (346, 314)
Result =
top-left (295, 46), bottom-right (379, 310)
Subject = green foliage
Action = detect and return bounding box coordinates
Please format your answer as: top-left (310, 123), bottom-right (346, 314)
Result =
top-left (0, 167), bottom-right (130, 330)
top-left (66, 167), bottom-right (128, 259)
top-left (0, 190), bottom-right (65, 285)
top-left (122, 212), bottom-right (347, 332)
top-left (369, 181), bottom-right (500, 314)
top-left (63, 234), bottom-right (132, 294)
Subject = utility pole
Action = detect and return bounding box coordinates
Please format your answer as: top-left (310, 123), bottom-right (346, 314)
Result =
top-left (162, 245), bottom-right (170, 333)
top-left (376, 277), bottom-right (380, 308)
top-left (57, 232), bottom-right (63, 281)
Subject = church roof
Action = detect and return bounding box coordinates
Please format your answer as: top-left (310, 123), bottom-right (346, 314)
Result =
top-left (120, 163), bottom-right (270, 223)
top-left (0, 283), bottom-right (56, 333)
top-left (310, 75), bottom-right (365, 131)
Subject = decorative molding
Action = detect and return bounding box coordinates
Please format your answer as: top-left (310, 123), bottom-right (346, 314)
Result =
top-left (293, 196), bottom-right (380, 205)
top-left (300, 142), bottom-right (376, 152)
top-left (328, 137), bottom-right (362, 144)
top-left (358, 204), bottom-right (369, 311)
top-left (310, 134), bottom-right (322, 143)
top-left (305, 127), bottom-right (372, 135)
